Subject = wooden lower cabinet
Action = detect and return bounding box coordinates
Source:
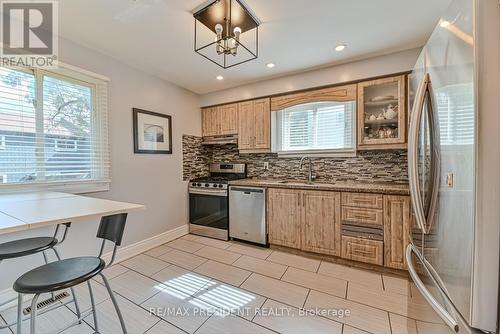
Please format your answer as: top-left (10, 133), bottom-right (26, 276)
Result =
top-left (267, 188), bottom-right (302, 249)
top-left (302, 190), bottom-right (341, 256)
top-left (384, 195), bottom-right (411, 269)
top-left (341, 236), bottom-right (384, 265)
top-left (267, 188), bottom-right (341, 255)
top-left (267, 188), bottom-right (411, 270)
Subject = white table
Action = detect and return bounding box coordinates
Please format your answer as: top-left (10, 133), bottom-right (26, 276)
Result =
top-left (0, 191), bottom-right (144, 235)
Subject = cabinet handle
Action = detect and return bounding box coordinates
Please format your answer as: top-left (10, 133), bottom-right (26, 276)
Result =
top-left (353, 213), bottom-right (372, 220)
top-left (351, 247), bottom-right (373, 256)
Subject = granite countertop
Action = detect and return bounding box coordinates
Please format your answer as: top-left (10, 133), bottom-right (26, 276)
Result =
top-left (228, 178), bottom-right (410, 195)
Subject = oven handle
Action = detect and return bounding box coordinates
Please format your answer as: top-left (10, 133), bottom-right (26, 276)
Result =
top-left (189, 189), bottom-right (228, 197)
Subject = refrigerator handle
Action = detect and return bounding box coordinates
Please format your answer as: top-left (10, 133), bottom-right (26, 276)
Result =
top-left (423, 77), bottom-right (441, 235)
top-left (408, 74), bottom-right (428, 233)
top-left (406, 244), bottom-right (459, 332)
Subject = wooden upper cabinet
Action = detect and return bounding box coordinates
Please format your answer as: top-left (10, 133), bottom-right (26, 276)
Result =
top-left (238, 98), bottom-right (271, 153)
top-left (237, 101), bottom-right (254, 150)
top-left (301, 190), bottom-right (341, 256)
top-left (357, 75), bottom-right (407, 150)
top-left (219, 103), bottom-right (238, 135)
top-left (267, 188), bottom-right (302, 249)
top-left (201, 103), bottom-right (238, 137)
top-left (270, 84), bottom-right (357, 111)
top-left (384, 195), bottom-right (411, 269)
top-left (202, 107), bottom-right (219, 137)
top-left (253, 99), bottom-right (271, 149)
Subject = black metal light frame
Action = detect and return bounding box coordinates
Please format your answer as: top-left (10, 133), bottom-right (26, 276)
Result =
top-left (193, 0), bottom-right (259, 69)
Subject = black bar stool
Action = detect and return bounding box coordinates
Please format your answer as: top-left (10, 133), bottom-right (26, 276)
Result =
top-left (0, 223), bottom-right (82, 329)
top-left (13, 213), bottom-right (129, 334)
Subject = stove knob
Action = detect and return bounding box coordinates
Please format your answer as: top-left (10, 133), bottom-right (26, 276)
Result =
top-left (213, 184), bottom-right (218, 188)
top-left (218, 184), bottom-right (224, 188)
top-left (196, 183), bottom-right (202, 187)
top-left (205, 183), bottom-right (210, 188)
top-left (191, 182), bottom-right (196, 187)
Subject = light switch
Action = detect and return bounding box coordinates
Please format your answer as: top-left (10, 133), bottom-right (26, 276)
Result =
top-left (263, 162), bottom-right (269, 170)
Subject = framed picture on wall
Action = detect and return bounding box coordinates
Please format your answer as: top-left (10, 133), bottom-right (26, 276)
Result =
top-left (133, 108), bottom-right (172, 154)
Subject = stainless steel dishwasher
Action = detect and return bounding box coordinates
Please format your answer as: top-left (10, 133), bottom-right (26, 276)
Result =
top-left (229, 186), bottom-right (267, 245)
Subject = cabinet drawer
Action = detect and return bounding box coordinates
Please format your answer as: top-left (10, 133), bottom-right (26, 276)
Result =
top-left (341, 236), bottom-right (383, 265)
top-left (341, 206), bottom-right (383, 226)
top-left (342, 192), bottom-right (383, 209)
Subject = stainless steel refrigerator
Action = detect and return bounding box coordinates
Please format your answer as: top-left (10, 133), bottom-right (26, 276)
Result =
top-left (406, 0), bottom-right (500, 332)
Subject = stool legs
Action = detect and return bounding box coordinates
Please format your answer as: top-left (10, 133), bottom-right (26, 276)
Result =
top-left (100, 274), bottom-right (127, 334)
top-left (87, 281), bottom-right (99, 332)
top-left (29, 294), bottom-right (39, 334)
top-left (16, 293), bottom-right (23, 334)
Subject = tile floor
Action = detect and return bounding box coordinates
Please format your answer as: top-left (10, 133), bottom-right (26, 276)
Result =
top-left (0, 234), bottom-right (455, 334)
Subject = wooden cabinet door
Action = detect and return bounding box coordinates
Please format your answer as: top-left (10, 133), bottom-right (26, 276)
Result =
top-left (357, 75), bottom-right (407, 150)
top-left (267, 188), bottom-right (302, 249)
top-left (383, 195), bottom-right (411, 269)
top-left (302, 190), bottom-right (341, 256)
top-left (202, 107), bottom-right (219, 136)
top-left (219, 103), bottom-right (238, 135)
top-left (253, 98), bottom-right (271, 150)
top-left (238, 101), bottom-right (254, 150)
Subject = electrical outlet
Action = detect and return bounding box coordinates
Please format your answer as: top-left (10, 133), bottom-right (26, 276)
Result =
top-left (446, 173), bottom-right (454, 188)
top-left (264, 162), bottom-right (269, 170)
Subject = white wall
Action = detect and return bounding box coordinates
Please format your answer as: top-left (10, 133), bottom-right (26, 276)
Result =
top-left (0, 38), bottom-right (200, 293)
top-left (200, 48), bottom-right (421, 106)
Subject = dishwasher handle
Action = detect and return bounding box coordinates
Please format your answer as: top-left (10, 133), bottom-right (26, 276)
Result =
top-left (230, 187), bottom-right (265, 194)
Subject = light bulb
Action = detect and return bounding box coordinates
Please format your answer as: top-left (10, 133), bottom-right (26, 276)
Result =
top-left (216, 75), bottom-right (224, 80)
top-left (233, 26), bottom-right (242, 39)
top-left (266, 63), bottom-right (275, 68)
top-left (215, 23), bottom-right (223, 34)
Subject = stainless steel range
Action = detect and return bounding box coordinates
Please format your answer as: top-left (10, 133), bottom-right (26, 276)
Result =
top-left (189, 163), bottom-right (246, 240)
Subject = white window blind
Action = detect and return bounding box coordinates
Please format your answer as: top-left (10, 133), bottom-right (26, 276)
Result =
top-left (272, 101), bottom-right (356, 156)
top-left (0, 66), bottom-right (110, 191)
top-left (435, 83), bottom-right (474, 146)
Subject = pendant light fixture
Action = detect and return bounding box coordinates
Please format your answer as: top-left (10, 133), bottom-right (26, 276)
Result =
top-left (193, 0), bottom-right (260, 69)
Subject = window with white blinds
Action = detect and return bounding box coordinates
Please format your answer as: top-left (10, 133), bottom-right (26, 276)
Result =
top-left (0, 66), bottom-right (110, 191)
top-left (272, 101), bottom-right (356, 156)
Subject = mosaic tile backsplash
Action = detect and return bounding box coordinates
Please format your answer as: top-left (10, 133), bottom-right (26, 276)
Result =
top-left (183, 135), bottom-right (408, 184)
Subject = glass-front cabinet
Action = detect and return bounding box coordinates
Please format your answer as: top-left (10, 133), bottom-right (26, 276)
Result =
top-left (357, 75), bottom-right (407, 149)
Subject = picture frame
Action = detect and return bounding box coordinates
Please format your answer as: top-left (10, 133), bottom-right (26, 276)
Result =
top-left (133, 108), bottom-right (172, 154)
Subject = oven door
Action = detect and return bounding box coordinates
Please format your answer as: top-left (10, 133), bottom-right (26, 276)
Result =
top-left (189, 192), bottom-right (228, 240)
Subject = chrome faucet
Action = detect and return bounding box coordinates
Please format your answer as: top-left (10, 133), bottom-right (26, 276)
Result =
top-left (299, 156), bottom-right (316, 183)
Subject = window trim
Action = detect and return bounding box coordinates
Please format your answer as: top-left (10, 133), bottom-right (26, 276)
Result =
top-left (0, 63), bottom-right (110, 194)
top-left (271, 100), bottom-right (357, 158)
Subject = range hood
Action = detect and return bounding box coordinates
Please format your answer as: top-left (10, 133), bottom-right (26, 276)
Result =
top-left (202, 135), bottom-right (238, 145)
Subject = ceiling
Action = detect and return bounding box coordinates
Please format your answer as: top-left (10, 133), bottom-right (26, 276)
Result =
top-left (58, 0), bottom-right (451, 94)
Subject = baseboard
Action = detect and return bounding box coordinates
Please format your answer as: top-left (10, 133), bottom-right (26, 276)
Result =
top-left (101, 223), bottom-right (188, 264)
top-left (0, 224), bottom-right (189, 309)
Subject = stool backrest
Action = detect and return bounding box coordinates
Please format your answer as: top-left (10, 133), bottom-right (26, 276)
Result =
top-left (96, 213), bottom-right (128, 246)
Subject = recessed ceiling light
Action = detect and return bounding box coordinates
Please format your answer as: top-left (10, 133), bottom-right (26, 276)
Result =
top-left (335, 44), bottom-right (346, 52)
top-left (266, 63), bottom-right (275, 68)
top-left (216, 75), bottom-right (224, 80)
top-left (440, 20), bottom-right (450, 27)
